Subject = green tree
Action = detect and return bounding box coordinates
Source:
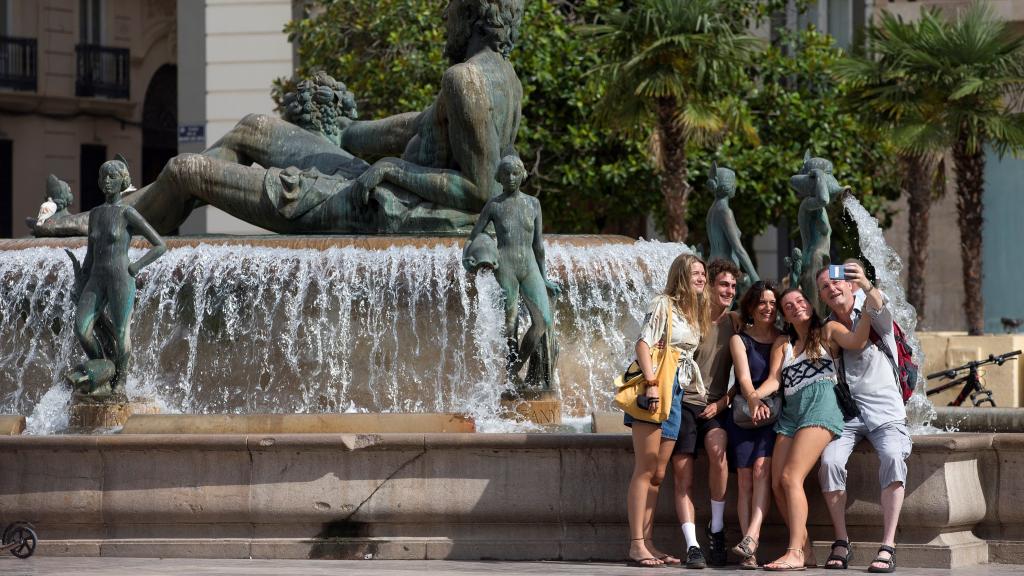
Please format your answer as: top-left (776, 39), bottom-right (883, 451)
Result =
top-left (686, 29), bottom-right (901, 259)
top-left (278, 0), bottom-right (661, 236)
top-left (584, 0), bottom-right (760, 242)
top-left (845, 4), bottom-right (1024, 334)
top-left (836, 12), bottom-right (948, 324)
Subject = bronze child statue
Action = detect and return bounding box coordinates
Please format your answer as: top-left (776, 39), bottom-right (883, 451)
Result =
top-left (463, 155), bottom-right (560, 387)
top-left (705, 161), bottom-right (759, 291)
top-left (65, 156), bottom-right (166, 400)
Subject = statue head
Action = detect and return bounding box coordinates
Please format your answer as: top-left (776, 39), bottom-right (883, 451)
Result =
top-left (98, 157), bottom-right (131, 201)
top-left (790, 150), bottom-right (848, 203)
top-left (706, 161), bottom-right (737, 199)
top-left (444, 0), bottom-right (525, 64)
top-left (46, 174), bottom-right (74, 211)
top-left (497, 155), bottom-right (527, 193)
top-left (282, 71), bottom-right (358, 140)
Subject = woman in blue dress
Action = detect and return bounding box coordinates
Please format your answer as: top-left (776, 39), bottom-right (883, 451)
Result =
top-left (726, 280), bottom-right (780, 569)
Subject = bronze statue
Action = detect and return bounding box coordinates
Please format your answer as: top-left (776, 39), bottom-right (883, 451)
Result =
top-left (791, 151), bottom-right (848, 309)
top-left (705, 161), bottom-right (759, 290)
top-left (784, 246), bottom-right (802, 290)
top-left (31, 0), bottom-right (525, 237)
top-left (462, 156), bottom-right (559, 389)
top-left (65, 156), bottom-right (166, 400)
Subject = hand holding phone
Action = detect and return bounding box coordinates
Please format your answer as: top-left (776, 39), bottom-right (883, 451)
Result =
top-left (828, 264), bottom-right (846, 280)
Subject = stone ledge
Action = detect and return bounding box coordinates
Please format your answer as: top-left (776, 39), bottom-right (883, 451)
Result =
top-left (122, 413), bottom-right (475, 434)
top-left (0, 415), bottom-right (25, 435)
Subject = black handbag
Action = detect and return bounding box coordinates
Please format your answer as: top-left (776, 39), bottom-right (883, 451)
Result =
top-left (731, 392), bottom-right (781, 429)
top-left (831, 349), bottom-right (861, 421)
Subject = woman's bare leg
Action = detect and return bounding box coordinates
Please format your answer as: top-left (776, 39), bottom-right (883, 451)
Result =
top-left (628, 422), bottom-right (674, 565)
top-left (766, 427), bottom-right (833, 570)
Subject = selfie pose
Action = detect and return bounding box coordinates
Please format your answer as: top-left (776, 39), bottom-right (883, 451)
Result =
top-left (817, 261), bottom-right (912, 573)
top-left (623, 254), bottom-right (709, 568)
top-left (753, 287), bottom-right (872, 571)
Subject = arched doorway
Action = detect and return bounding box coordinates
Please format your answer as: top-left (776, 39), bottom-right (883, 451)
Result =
top-left (142, 64), bottom-right (177, 189)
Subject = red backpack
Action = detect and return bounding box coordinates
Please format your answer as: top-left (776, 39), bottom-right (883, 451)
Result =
top-left (870, 322), bottom-right (918, 404)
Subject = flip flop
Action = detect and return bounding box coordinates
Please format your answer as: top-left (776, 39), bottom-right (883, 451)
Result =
top-left (655, 553), bottom-right (681, 566)
top-left (625, 557), bottom-right (664, 568)
top-left (764, 561), bottom-right (806, 572)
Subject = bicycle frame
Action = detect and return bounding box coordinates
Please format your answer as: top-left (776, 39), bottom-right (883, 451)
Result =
top-left (926, 350), bottom-right (1021, 407)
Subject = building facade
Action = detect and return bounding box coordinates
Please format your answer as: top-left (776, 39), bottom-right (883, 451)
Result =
top-left (0, 0), bottom-right (177, 238)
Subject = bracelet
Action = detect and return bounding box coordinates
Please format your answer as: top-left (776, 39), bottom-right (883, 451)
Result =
top-left (864, 284), bottom-right (875, 294)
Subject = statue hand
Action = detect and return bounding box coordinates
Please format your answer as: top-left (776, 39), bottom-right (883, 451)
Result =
top-left (354, 161), bottom-right (393, 204)
top-left (545, 279), bottom-right (561, 298)
top-left (128, 262), bottom-right (140, 278)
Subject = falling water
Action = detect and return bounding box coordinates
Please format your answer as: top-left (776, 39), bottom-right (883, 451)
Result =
top-left (0, 238), bottom-right (689, 434)
top-left (842, 196), bottom-right (939, 433)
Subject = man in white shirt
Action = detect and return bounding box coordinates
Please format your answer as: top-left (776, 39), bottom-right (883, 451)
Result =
top-left (816, 262), bottom-right (912, 573)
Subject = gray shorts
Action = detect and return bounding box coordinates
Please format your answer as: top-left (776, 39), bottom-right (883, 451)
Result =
top-left (819, 417), bottom-right (912, 492)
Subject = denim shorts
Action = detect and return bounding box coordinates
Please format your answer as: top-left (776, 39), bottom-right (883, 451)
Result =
top-left (623, 373), bottom-right (686, 440)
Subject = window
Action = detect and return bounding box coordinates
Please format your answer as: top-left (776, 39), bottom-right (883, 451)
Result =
top-left (1, 0), bottom-right (9, 36)
top-left (80, 0), bottom-right (102, 45)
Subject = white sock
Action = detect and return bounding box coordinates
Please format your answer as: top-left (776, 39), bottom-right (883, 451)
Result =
top-left (681, 522), bottom-right (698, 548)
top-left (710, 499), bottom-right (726, 533)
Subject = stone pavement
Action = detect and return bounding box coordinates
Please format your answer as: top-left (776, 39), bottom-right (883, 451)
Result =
top-left (0, 558), bottom-right (1021, 575)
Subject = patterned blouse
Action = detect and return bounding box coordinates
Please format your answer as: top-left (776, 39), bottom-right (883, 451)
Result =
top-left (638, 295), bottom-right (705, 397)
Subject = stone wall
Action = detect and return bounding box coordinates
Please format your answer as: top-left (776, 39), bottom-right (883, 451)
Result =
top-left (0, 432), bottom-right (1015, 567)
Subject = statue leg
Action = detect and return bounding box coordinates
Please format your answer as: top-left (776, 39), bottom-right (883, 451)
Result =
top-left (513, 270), bottom-right (554, 376)
top-left (74, 285), bottom-right (106, 361)
top-left (495, 267), bottom-right (522, 378)
top-left (205, 114), bottom-right (366, 178)
top-left (105, 278), bottom-right (136, 391)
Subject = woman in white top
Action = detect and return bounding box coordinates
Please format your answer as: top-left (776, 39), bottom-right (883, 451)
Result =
top-left (623, 253), bottom-right (709, 567)
top-left (752, 288), bottom-right (870, 571)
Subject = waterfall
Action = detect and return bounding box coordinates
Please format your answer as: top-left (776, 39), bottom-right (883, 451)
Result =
top-left (842, 196), bottom-right (939, 433)
top-left (0, 238), bottom-right (690, 434)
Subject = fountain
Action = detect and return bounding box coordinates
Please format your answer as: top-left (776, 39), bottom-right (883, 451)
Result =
top-left (0, 0), bottom-right (1021, 566)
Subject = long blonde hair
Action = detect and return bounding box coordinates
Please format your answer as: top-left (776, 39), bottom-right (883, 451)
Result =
top-left (663, 253), bottom-right (711, 338)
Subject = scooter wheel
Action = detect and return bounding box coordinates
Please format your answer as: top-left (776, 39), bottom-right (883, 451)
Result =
top-left (5, 525), bottom-right (37, 559)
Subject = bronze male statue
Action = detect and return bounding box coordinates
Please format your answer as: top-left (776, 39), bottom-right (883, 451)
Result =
top-left (32, 0), bottom-right (525, 236)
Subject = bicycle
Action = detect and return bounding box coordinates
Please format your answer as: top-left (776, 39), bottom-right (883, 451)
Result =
top-left (925, 350), bottom-right (1022, 407)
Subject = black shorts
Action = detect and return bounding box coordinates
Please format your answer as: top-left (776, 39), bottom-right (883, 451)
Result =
top-left (673, 402), bottom-right (727, 456)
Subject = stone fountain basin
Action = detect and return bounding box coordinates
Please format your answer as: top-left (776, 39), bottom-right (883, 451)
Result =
top-left (0, 431), bottom-right (1017, 567)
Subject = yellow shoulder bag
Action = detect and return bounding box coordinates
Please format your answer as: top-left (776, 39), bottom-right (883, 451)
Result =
top-left (613, 299), bottom-right (681, 423)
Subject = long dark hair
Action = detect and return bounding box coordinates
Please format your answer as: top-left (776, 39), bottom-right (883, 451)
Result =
top-left (778, 288), bottom-right (827, 363)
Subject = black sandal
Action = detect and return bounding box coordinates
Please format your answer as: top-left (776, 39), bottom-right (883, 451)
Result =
top-left (824, 539), bottom-right (851, 570)
top-left (867, 544), bottom-right (896, 573)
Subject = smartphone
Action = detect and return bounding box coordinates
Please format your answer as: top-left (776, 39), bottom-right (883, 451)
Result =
top-left (828, 264), bottom-right (846, 280)
top-left (636, 394), bottom-right (652, 410)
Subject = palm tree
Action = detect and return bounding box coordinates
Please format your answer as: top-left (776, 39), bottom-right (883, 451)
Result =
top-left (583, 0), bottom-right (760, 242)
top-left (842, 3), bottom-right (1024, 335)
top-left (836, 11), bottom-right (945, 325)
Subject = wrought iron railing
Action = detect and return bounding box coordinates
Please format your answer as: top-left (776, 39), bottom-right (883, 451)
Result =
top-left (0, 36), bottom-right (37, 92)
top-left (75, 44), bottom-right (129, 99)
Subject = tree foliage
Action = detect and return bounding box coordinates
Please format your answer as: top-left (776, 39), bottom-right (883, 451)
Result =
top-left (275, 0), bottom-right (900, 246)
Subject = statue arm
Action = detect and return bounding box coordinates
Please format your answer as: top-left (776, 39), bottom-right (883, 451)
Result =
top-left (354, 67), bottom-right (500, 211)
top-left (463, 202), bottom-right (493, 258)
top-left (532, 198), bottom-right (560, 296)
top-left (356, 157), bottom-right (485, 212)
top-left (125, 207), bottom-right (167, 277)
top-left (721, 209), bottom-right (759, 281)
top-left (339, 111), bottom-right (422, 158)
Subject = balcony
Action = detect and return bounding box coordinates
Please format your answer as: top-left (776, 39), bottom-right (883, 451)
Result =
top-left (75, 44), bottom-right (129, 99)
top-left (0, 36), bottom-right (37, 92)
